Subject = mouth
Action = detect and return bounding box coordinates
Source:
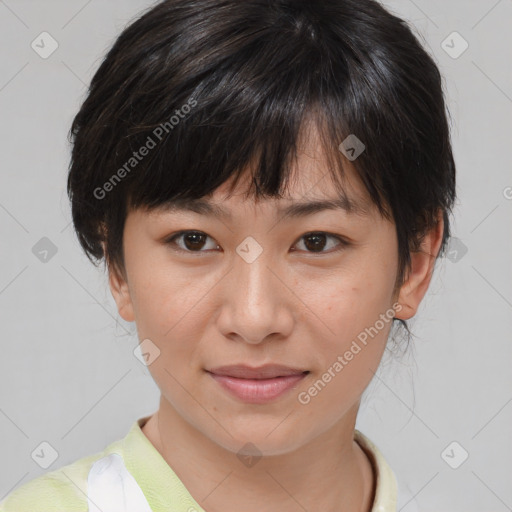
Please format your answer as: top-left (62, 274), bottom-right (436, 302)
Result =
top-left (206, 364), bottom-right (310, 380)
top-left (205, 364), bottom-right (310, 404)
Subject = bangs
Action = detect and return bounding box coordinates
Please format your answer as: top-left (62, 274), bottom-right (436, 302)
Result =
top-left (125, 103), bottom-right (388, 219)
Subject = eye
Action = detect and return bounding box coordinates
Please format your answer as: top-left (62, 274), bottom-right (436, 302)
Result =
top-left (165, 231), bottom-right (219, 253)
top-left (165, 230), bottom-right (349, 255)
top-left (292, 232), bottom-right (349, 254)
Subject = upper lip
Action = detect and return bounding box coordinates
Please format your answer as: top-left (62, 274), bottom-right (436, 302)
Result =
top-left (207, 364), bottom-right (309, 379)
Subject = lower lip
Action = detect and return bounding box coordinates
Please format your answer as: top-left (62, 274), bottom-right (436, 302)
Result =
top-left (208, 372), bottom-right (308, 404)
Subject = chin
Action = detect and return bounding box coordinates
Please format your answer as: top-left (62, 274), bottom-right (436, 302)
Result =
top-left (207, 420), bottom-right (308, 457)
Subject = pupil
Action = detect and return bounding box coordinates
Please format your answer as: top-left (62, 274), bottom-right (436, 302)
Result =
top-left (184, 232), bottom-right (205, 250)
top-left (305, 233), bottom-right (326, 252)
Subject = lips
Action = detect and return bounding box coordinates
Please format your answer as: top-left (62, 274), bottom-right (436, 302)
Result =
top-left (206, 365), bottom-right (310, 404)
top-left (207, 364), bottom-right (309, 380)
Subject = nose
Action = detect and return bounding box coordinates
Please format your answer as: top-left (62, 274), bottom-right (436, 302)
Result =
top-left (216, 248), bottom-right (294, 344)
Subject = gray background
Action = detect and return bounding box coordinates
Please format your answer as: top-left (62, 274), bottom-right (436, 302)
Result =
top-left (1, 0), bottom-right (511, 510)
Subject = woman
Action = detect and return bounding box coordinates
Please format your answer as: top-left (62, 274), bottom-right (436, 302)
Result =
top-left (0, 0), bottom-right (456, 510)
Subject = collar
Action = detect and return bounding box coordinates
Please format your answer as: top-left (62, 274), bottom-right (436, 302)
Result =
top-left (120, 415), bottom-right (397, 512)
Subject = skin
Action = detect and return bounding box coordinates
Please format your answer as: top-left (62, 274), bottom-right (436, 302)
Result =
top-left (108, 125), bottom-right (444, 512)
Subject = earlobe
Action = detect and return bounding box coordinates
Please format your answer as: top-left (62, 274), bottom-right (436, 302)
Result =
top-left (395, 212), bottom-right (445, 321)
top-left (101, 239), bottom-right (135, 323)
top-left (108, 264), bottom-right (135, 323)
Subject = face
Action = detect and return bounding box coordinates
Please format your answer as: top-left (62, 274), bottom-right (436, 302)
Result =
top-left (109, 129), bottom-right (438, 457)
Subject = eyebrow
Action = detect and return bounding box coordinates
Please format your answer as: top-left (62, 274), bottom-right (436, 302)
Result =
top-left (159, 195), bottom-right (370, 220)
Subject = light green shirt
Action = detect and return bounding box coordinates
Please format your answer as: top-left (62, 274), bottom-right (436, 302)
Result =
top-left (0, 415), bottom-right (398, 511)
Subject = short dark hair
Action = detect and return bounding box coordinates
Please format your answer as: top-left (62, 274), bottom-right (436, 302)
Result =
top-left (66, 0), bottom-right (456, 339)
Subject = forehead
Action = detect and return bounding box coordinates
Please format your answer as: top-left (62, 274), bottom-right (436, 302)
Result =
top-left (222, 122), bottom-right (369, 199)
top-left (147, 160), bottom-right (374, 224)
top-left (146, 121), bottom-right (377, 220)
top-left (164, 175), bottom-right (371, 222)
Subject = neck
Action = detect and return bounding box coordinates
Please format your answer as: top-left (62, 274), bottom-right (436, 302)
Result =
top-left (142, 398), bottom-right (375, 512)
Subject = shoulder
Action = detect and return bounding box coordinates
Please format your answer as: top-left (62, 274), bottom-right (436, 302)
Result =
top-left (354, 429), bottom-right (398, 511)
top-left (0, 440), bottom-right (124, 512)
top-left (354, 430), bottom-right (423, 512)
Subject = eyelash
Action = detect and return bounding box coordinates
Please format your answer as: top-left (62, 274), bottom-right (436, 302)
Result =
top-left (164, 230), bottom-right (350, 256)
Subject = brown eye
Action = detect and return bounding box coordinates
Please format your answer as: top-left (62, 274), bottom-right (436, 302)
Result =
top-left (293, 232), bottom-right (349, 254)
top-left (166, 231), bottom-right (218, 253)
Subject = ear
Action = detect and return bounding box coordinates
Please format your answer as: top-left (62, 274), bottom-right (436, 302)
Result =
top-left (395, 211), bottom-right (445, 321)
top-left (104, 247), bottom-right (135, 323)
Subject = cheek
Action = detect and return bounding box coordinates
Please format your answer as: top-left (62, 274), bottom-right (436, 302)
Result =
top-left (127, 254), bottom-right (206, 338)
top-left (306, 248), bottom-right (398, 385)
top-left (129, 270), bottom-right (207, 392)
top-left (126, 259), bottom-right (219, 384)
top-left (320, 262), bottom-right (396, 339)
top-left (299, 284), bottom-right (395, 416)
